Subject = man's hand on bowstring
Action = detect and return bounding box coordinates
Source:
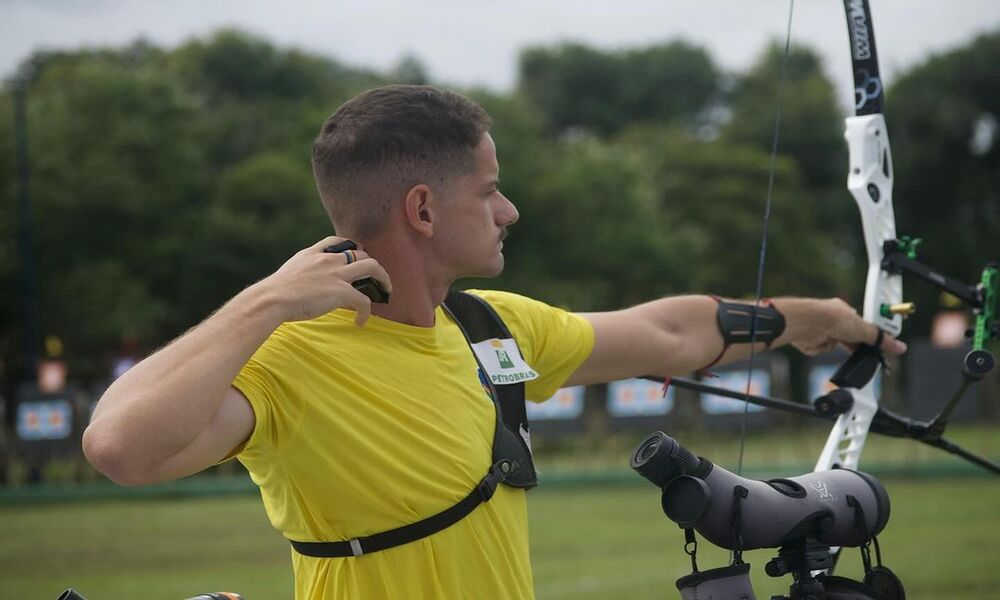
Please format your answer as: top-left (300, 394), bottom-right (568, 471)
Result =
top-left (790, 298), bottom-right (907, 357)
top-left (257, 236), bottom-right (393, 326)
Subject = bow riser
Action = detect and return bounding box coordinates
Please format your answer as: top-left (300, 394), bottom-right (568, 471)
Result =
top-left (845, 114), bottom-right (901, 335)
top-left (815, 388), bottom-right (877, 472)
top-left (814, 113), bottom-right (900, 473)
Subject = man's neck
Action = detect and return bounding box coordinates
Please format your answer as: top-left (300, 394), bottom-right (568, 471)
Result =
top-left (364, 238), bottom-right (450, 328)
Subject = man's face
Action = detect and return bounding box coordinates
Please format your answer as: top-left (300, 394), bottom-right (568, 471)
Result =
top-left (433, 133), bottom-right (519, 279)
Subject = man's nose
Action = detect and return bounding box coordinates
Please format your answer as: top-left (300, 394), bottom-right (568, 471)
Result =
top-left (498, 194), bottom-right (518, 226)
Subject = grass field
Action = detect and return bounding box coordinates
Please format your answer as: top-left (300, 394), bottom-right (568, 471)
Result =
top-left (1, 476), bottom-right (997, 599)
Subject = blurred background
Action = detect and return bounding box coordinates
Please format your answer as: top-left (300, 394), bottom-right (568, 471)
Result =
top-left (1, 1), bottom-right (998, 599)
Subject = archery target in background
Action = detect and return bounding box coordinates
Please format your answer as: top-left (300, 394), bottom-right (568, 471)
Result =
top-left (607, 378), bottom-right (674, 417)
top-left (529, 385), bottom-right (585, 420)
top-left (16, 400), bottom-right (73, 441)
top-left (699, 369), bottom-right (769, 415)
top-left (808, 364), bottom-right (881, 401)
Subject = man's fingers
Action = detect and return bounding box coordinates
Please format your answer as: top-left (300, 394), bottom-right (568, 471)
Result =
top-left (863, 322), bottom-right (906, 355)
top-left (328, 248), bottom-right (369, 265)
top-left (809, 339), bottom-right (837, 356)
top-left (880, 332), bottom-right (907, 355)
top-left (346, 290), bottom-right (373, 326)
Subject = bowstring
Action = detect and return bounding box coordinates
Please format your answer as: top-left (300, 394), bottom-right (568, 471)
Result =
top-left (736, 0), bottom-right (796, 477)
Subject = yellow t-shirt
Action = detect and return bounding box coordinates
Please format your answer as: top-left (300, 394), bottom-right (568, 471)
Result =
top-left (232, 290), bottom-right (594, 599)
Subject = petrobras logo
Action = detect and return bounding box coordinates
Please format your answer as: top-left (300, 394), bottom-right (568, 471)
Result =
top-left (846, 0), bottom-right (872, 60)
top-left (491, 339), bottom-right (516, 369)
top-left (471, 338), bottom-right (539, 385)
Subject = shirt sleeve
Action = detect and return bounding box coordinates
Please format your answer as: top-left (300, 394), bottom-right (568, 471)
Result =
top-left (230, 328), bottom-right (304, 462)
top-left (469, 290), bottom-right (595, 402)
top-left (231, 358), bottom-right (279, 458)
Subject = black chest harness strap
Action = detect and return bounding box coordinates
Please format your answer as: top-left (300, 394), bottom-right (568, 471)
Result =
top-left (289, 291), bottom-right (538, 558)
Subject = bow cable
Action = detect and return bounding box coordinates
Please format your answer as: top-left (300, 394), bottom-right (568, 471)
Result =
top-left (736, 0), bottom-right (797, 476)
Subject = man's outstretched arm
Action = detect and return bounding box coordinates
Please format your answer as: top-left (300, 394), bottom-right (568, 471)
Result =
top-left (83, 237), bottom-right (391, 486)
top-left (566, 295), bottom-right (906, 387)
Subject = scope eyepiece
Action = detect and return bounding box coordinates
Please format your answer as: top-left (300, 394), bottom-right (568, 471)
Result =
top-left (630, 431), bottom-right (703, 488)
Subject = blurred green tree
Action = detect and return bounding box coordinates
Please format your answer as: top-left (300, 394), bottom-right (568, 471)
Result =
top-left (168, 29), bottom-right (382, 169)
top-left (620, 124), bottom-right (853, 300)
top-left (719, 42), bottom-right (867, 308)
top-left (882, 30), bottom-right (1000, 332)
top-left (518, 40), bottom-right (718, 137)
top-left (1, 27), bottom-right (991, 384)
top-left (21, 48), bottom-right (205, 373)
top-left (722, 43), bottom-right (845, 189)
top-left (0, 33), bottom-right (379, 378)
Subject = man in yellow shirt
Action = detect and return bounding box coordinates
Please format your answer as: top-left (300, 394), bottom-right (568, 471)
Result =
top-left (83, 85), bottom-right (905, 599)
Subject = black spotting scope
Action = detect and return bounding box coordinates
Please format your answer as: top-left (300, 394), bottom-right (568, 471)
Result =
top-left (630, 432), bottom-right (890, 550)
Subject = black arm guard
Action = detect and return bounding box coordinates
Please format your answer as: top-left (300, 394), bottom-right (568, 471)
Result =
top-left (716, 299), bottom-right (786, 346)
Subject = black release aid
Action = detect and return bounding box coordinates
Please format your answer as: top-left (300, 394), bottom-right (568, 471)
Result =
top-left (322, 240), bottom-right (390, 303)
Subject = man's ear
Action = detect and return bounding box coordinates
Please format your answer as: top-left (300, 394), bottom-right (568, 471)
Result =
top-left (403, 183), bottom-right (436, 237)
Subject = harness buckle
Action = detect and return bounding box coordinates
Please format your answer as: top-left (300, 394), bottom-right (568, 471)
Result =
top-left (495, 459), bottom-right (514, 480)
top-left (476, 459), bottom-right (515, 502)
top-left (476, 474), bottom-right (498, 502)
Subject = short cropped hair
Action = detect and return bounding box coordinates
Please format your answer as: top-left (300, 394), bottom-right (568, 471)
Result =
top-left (312, 85), bottom-right (492, 238)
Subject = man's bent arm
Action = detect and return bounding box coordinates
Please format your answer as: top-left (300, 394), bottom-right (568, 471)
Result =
top-left (567, 295), bottom-right (905, 386)
top-left (83, 237), bottom-right (392, 486)
top-left (83, 286), bottom-right (285, 485)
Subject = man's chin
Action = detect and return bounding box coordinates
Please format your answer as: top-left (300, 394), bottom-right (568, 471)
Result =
top-left (489, 254), bottom-right (506, 277)
top-left (464, 256), bottom-right (505, 279)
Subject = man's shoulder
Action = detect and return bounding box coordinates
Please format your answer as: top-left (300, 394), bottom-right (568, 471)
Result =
top-left (459, 289), bottom-right (582, 337)
top-left (254, 310), bottom-right (352, 358)
top-left (462, 289), bottom-right (555, 313)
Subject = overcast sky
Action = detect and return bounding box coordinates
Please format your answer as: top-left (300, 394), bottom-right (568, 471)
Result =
top-left (4, 0), bottom-right (999, 112)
